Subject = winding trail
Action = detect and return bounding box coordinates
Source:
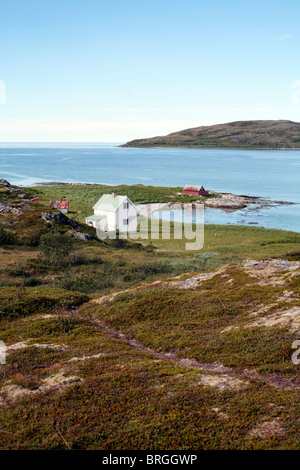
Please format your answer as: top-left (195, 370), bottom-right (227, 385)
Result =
top-left (88, 259), bottom-right (300, 391)
top-left (93, 319), bottom-right (300, 391)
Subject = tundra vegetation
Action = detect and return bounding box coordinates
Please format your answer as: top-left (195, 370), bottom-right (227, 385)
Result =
top-left (0, 182), bottom-right (299, 449)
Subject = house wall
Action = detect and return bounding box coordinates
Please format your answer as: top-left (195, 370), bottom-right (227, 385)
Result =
top-left (90, 197), bottom-right (138, 233)
top-left (199, 188), bottom-right (208, 196)
top-left (183, 190), bottom-right (199, 195)
top-left (96, 217), bottom-right (108, 231)
top-left (94, 209), bottom-right (116, 231)
top-left (116, 199), bottom-right (138, 233)
top-left (85, 218), bottom-right (105, 231)
top-left (183, 187), bottom-right (208, 196)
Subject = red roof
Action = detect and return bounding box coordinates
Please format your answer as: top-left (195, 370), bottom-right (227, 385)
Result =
top-left (183, 185), bottom-right (204, 191)
top-left (50, 200), bottom-right (69, 209)
top-left (57, 201), bottom-right (69, 209)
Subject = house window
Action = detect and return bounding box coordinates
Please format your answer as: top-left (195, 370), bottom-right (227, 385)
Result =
top-left (124, 202), bottom-right (129, 209)
top-left (123, 219), bottom-right (129, 225)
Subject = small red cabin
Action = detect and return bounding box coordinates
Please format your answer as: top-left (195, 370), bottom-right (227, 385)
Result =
top-left (183, 185), bottom-right (208, 196)
top-left (50, 200), bottom-right (69, 213)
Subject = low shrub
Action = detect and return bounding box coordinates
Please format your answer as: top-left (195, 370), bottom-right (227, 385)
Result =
top-left (69, 253), bottom-right (103, 266)
top-left (0, 287), bottom-right (89, 320)
top-left (23, 276), bottom-right (41, 287)
top-left (0, 222), bottom-right (15, 245)
top-left (5, 262), bottom-right (29, 277)
top-left (39, 228), bottom-right (73, 265)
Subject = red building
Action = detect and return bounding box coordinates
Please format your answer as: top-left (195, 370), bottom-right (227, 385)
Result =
top-left (50, 200), bottom-right (69, 213)
top-left (183, 185), bottom-right (208, 196)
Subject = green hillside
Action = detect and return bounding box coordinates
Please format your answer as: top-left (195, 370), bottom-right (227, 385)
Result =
top-left (121, 120), bottom-right (300, 149)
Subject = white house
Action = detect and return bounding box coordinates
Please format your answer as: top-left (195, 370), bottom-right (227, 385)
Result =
top-left (85, 192), bottom-right (138, 233)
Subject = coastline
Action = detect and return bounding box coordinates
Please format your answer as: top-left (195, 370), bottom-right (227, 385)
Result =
top-left (137, 192), bottom-right (295, 216)
top-left (119, 145), bottom-right (300, 150)
top-left (32, 182), bottom-right (295, 211)
top-left (24, 181), bottom-right (299, 232)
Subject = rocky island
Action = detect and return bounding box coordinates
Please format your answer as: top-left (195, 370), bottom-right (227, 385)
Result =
top-left (121, 119), bottom-right (300, 149)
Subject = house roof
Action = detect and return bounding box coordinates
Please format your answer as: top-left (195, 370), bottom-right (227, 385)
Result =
top-left (57, 201), bottom-right (69, 209)
top-left (93, 194), bottom-right (127, 212)
top-left (50, 200), bottom-right (69, 209)
top-left (86, 214), bottom-right (106, 221)
top-left (183, 185), bottom-right (204, 191)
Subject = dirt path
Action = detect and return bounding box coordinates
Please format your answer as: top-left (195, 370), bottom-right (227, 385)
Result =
top-left (93, 319), bottom-right (300, 391)
top-left (89, 259), bottom-right (300, 391)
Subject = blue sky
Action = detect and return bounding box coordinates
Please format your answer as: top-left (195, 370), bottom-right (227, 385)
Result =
top-left (0, 0), bottom-right (299, 141)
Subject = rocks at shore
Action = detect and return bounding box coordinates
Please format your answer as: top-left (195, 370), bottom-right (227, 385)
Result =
top-left (204, 199), bottom-right (247, 210)
top-left (203, 192), bottom-right (292, 211)
top-left (137, 191), bottom-right (292, 217)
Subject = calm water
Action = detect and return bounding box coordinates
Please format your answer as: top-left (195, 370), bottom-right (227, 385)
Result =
top-left (0, 143), bottom-right (299, 232)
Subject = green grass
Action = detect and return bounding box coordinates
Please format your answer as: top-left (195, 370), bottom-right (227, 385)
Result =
top-left (1, 222), bottom-right (300, 298)
top-left (30, 183), bottom-right (218, 223)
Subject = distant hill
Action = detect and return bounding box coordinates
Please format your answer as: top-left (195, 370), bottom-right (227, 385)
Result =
top-left (121, 120), bottom-right (300, 149)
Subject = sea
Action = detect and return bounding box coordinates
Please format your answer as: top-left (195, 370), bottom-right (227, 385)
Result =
top-left (0, 142), bottom-right (299, 233)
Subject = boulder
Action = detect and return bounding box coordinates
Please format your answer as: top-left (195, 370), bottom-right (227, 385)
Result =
top-left (0, 178), bottom-right (11, 187)
top-left (0, 201), bottom-right (13, 213)
top-left (71, 232), bottom-right (95, 241)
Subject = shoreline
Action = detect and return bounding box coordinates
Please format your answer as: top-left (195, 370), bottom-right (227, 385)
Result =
top-left (32, 182), bottom-right (295, 211)
top-left (119, 145), bottom-right (300, 150)
top-left (137, 192), bottom-right (295, 216)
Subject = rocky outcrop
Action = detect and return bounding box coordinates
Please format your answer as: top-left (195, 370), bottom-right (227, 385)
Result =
top-left (70, 231), bottom-right (95, 241)
top-left (204, 199), bottom-right (247, 210)
top-left (41, 212), bottom-right (78, 229)
top-left (0, 178), bottom-right (11, 187)
top-left (0, 201), bottom-right (13, 213)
